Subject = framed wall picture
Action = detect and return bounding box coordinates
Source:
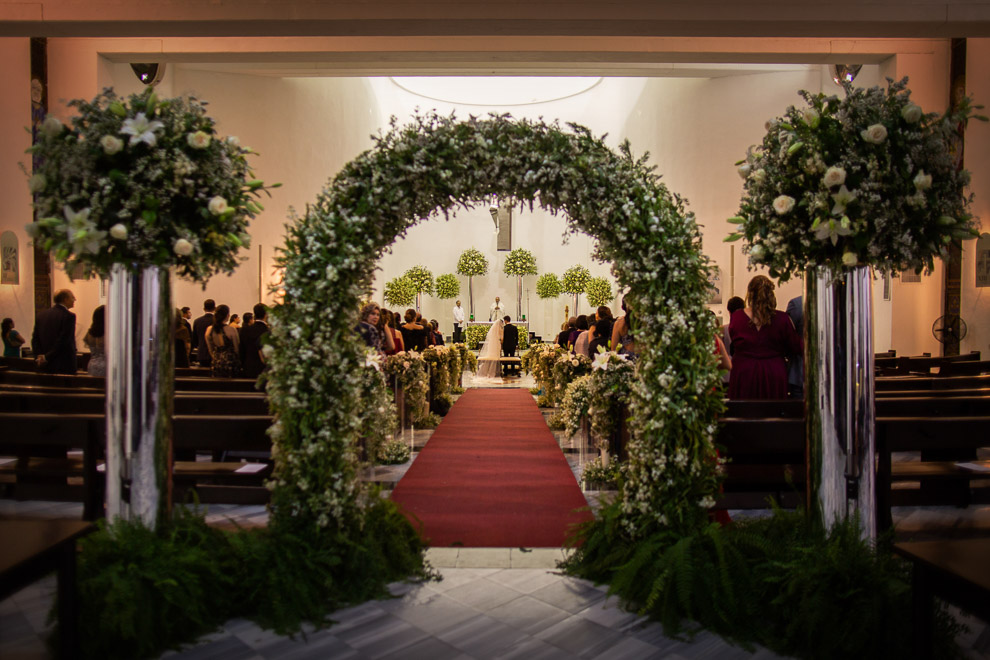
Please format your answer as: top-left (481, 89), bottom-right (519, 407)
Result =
top-left (0, 231), bottom-right (18, 285)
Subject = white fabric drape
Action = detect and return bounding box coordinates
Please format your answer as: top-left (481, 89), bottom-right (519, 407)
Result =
top-left (475, 320), bottom-right (504, 380)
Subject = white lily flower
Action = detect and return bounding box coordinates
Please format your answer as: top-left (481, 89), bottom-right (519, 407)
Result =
top-left (830, 184), bottom-right (857, 215)
top-left (120, 112), bottom-right (164, 147)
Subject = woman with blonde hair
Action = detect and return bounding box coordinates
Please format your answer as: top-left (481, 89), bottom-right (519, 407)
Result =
top-left (727, 275), bottom-right (802, 399)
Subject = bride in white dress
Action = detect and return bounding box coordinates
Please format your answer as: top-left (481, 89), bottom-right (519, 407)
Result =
top-left (475, 319), bottom-right (504, 382)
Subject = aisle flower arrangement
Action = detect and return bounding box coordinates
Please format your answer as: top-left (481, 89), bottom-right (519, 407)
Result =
top-left (421, 345), bottom-right (451, 397)
top-left (357, 353), bottom-right (398, 462)
top-left (464, 324), bottom-right (489, 350)
top-left (536, 272), bottom-right (563, 299)
top-left (502, 247), bottom-right (538, 276)
top-left (585, 277), bottom-right (615, 307)
top-left (560, 374), bottom-right (592, 438)
top-left (728, 78), bottom-right (983, 280)
top-left (434, 273), bottom-right (460, 299)
top-left (453, 342), bottom-right (477, 373)
top-left (26, 87), bottom-right (275, 281)
top-left (551, 353), bottom-right (592, 405)
top-left (521, 343), bottom-right (563, 396)
top-left (383, 275), bottom-right (417, 307)
top-left (587, 352), bottom-right (635, 446)
top-left (382, 351), bottom-right (430, 424)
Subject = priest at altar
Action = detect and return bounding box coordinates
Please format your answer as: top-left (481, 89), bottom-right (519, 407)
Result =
top-left (489, 296), bottom-right (505, 321)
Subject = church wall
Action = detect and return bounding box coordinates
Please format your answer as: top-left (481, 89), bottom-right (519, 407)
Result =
top-left (962, 38), bottom-right (990, 358)
top-left (0, 38), bottom-right (34, 342)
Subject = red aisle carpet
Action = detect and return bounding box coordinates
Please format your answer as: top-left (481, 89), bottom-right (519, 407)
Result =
top-left (390, 388), bottom-right (593, 547)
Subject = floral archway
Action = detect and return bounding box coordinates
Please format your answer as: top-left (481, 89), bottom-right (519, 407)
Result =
top-left (266, 113), bottom-right (723, 539)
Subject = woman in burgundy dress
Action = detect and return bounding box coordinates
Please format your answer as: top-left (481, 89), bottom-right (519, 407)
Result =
top-left (728, 275), bottom-right (802, 399)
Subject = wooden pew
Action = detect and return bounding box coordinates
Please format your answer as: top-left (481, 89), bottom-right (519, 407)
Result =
top-left (715, 416), bottom-right (806, 510)
top-left (876, 374), bottom-right (990, 392)
top-left (0, 368), bottom-right (262, 393)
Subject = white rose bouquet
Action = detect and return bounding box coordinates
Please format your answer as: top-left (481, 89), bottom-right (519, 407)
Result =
top-left (502, 247), bottom-right (538, 276)
top-left (728, 78), bottom-right (984, 280)
top-left (26, 87), bottom-right (277, 281)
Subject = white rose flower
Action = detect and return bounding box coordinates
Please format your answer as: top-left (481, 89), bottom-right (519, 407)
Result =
top-left (109, 223), bottom-right (128, 240)
top-left (913, 170), bottom-right (932, 190)
top-left (208, 196), bottom-right (228, 216)
top-left (860, 123), bottom-right (888, 144)
top-left (737, 163), bottom-right (751, 179)
top-left (27, 174), bottom-right (46, 193)
top-left (901, 103), bottom-right (923, 123)
top-left (226, 136), bottom-right (240, 147)
top-left (100, 135), bottom-right (124, 155)
top-left (186, 131), bottom-right (212, 149)
top-left (823, 166), bottom-right (846, 188)
top-left (801, 107), bottom-right (820, 128)
top-left (842, 251), bottom-right (859, 267)
top-left (752, 169), bottom-right (767, 185)
top-left (749, 244), bottom-right (766, 261)
top-left (41, 115), bottom-right (63, 137)
top-left (772, 195), bottom-right (796, 215)
top-left (173, 238), bottom-right (194, 256)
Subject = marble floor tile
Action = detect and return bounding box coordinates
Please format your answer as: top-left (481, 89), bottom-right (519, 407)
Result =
top-left (484, 568), bottom-right (563, 594)
top-left (528, 576), bottom-right (607, 614)
top-left (485, 594), bottom-right (571, 635)
top-left (509, 547), bottom-right (561, 568)
top-left (384, 590), bottom-right (481, 635)
top-left (587, 635), bottom-right (667, 659)
top-left (453, 548), bottom-right (511, 569)
top-left (434, 613), bottom-right (531, 657)
top-left (442, 578), bottom-right (524, 612)
top-left (424, 547), bottom-right (459, 567)
top-left (376, 635), bottom-right (467, 660)
top-left (535, 615), bottom-right (625, 657)
top-left (492, 636), bottom-right (577, 660)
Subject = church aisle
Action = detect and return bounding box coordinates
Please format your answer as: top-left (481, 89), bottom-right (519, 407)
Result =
top-left (390, 388), bottom-right (593, 547)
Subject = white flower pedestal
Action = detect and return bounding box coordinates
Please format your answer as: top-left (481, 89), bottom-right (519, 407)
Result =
top-left (805, 265), bottom-right (876, 540)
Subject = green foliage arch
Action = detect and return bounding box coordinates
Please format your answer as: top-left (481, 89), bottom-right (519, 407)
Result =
top-left (268, 113), bottom-right (722, 544)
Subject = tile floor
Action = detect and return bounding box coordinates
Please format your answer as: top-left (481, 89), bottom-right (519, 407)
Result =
top-left (3, 375), bottom-right (990, 658)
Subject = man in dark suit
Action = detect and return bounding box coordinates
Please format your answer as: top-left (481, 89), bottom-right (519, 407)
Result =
top-left (31, 289), bottom-right (78, 374)
top-left (192, 299), bottom-right (216, 368)
top-left (502, 315), bottom-right (518, 357)
top-left (786, 295), bottom-right (804, 399)
top-left (240, 303), bottom-right (269, 379)
top-left (180, 307), bottom-right (193, 336)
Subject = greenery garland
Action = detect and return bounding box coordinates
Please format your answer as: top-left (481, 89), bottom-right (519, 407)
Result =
top-left (503, 247), bottom-right (538, 276)
top-left (403, 265), bottom-right (435, 296)
top-left (434, 273), bottom-right (460, 299)
top-left (562, 264), bottom-right (592, 294)
top-left (585, 277), bottom-right (615, 307)
top-left (536, 272), bottom-right (563, 299)
top-left (268, 112), bottom-right (721, 563)
top-left (456, 247), bottom-right (489, 276)
top-left (383, 275), bottom-right (416, 307)
top-left (26, 87), bottom-right (277, 281)
top-left (728, 78), bottom-right (983, 281)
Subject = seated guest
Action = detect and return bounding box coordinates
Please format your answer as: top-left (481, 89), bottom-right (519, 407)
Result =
top-left (589, 318), bottom-right (612, 356)
top-left (229, 313), bottom-right (241, 329)
top-left (2, 317), bottom-right (26, 357)
top-left (175, 308), bottom-right (192, 368)
top-left (596, 305), bottom-right (614, 323)
top-left (728, 275), bottom-right (802, 400)
top-left (83, 305), bottom-right (106, 377)
top-left (611, 297), bottom-right (638, 359)
top-left (356, 302), bottom-right (383, 350)
top-left (568, 315), bottom-right (586, 349)
top-left (381, 310), bottom-right (404, 356)
top-left (206, 304), bottom-right (242, 377)
top-left (240, 303), bottom-right (270, 379)
top-left (430, 320), bottom-right (445, 345)
top-left (557, 317), bottom-right (576, 349)
top-left (400, 309), bottom-right (427, 351)
top-left (573, 315), bottom-right (591, 357)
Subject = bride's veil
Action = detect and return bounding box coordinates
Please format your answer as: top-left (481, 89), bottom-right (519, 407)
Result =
top-left (476, 319), bottom-right (504, 379)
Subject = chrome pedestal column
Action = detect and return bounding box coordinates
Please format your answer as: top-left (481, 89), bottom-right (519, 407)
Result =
top-left (105, 263), bottom-right (174, 529)
top-left (805, 266), bottom-right (876, 540)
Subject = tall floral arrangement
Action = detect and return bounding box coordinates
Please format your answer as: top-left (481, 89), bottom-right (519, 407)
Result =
top-left (502, 247), bottom-right (538, 276)
top-left (728, 78), bottom-right (983, 280)
top-left (551, 352), bottom-right (592, 406)
top-left (562, 265), bottom-right (591, 294)
top-left (26, 87), bottom-right (275, 281)
top-left (434, 273), bottom-right (460, 299)
top-left (383, 275), bottom-right (416, 307)
top-left (585, 277), bottom-right (614, 307)
top-left (456, 247), bottom-right (489, 277)
top-left (403, 265), bottom-right (435, 296)
top-left (536, 272), bottom-right (562, 299)
top-left (383, 351), bottom-right (430, 424)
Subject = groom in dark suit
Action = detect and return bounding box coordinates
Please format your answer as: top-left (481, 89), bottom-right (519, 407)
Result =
top-left (502, 315), bottom-right (518, 357)
top-left (31, 289), bottom-right (78, 374)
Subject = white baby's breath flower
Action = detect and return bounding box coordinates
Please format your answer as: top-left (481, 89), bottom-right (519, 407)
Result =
top-left (208, 196), bottom-right (228, 216)
top-left (772, 195), bottom-right (795, 215)
top-left (100, 135), bottom-right (124, 155)
top-left (186, 131), bottom-right (211, 149)
top-left (226, 136), bottom-right (240, 147)
top-left (860, 123), bottom-right (888, 144)
top-left (752, 169), bottom-right (767, 185)
top-left (173, 238), bottom-right (194, 256)
top-left (109, 223), bottom-right (128, 240)
top-left (823, 166), bottom-right (846, 188)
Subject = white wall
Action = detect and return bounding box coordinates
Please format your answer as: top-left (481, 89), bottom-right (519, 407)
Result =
top-left (0, 38), bottom-right (34, 344)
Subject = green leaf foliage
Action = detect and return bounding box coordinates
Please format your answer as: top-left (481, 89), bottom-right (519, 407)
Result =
top-left (434, 273), bottom-right (460, 299)
top-left (536, 272), bottom-right (563, 299)
top-left (585, 277), bottom-right (615, 307)
top-left (562, 264), bottom-right (592, 294)
top-left (455, 247), bottom-right (489, 277)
